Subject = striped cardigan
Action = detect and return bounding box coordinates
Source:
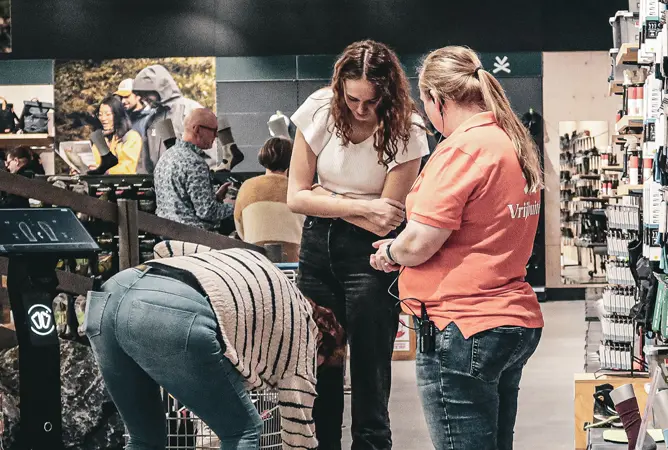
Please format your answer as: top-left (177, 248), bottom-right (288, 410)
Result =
top-left (152, 241), bottom-right (318, 450)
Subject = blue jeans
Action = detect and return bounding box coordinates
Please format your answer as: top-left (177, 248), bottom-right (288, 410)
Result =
top-left (416, 322), bottom-right (541, 450)
top-left (298, 217), bottom-right (399, 450)
top-left (84, 267), bottom-right (263, 450)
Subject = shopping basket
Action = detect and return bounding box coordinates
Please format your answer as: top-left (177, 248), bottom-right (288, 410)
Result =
top-left (124, 263), bottom-right (300, 449)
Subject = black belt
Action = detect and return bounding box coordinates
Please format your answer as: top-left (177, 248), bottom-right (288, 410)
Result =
top-left (137, 262), bottom-right (208, 299)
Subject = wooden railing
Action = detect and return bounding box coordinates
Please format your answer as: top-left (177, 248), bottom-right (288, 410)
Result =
top-left (0, 170), bottom-right (262, 300)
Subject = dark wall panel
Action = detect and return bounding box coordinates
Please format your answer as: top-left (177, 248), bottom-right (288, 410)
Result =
top-left (10, 0), bottom-right (216, 59)
top-left (217, 81), bottom-right (298, 113)
top-left (0, 60), bottom-right (52, 85)
top-left (6, 0), bottom-right (627, 60)
top-left (501, 78), bottom-right (543, 115)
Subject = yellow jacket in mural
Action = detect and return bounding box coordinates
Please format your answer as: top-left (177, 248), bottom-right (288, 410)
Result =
top-left (92, 130), bottom-right (142, 174)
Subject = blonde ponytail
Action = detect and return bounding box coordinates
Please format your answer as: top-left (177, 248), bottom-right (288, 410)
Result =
top-left (477, 70), bottom-right (542, 192)
top-left (419, 47), bottom-right (543, 193)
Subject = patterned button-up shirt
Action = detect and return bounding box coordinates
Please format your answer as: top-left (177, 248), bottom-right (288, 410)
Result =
top-left (154, 140), bottom-right (233, 231)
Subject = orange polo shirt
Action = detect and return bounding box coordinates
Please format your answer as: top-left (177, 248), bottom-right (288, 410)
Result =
top-left (399, 112), bottom-right (544, 339)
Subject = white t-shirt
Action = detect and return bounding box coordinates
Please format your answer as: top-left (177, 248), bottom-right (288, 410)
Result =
top-left (291, 88), bottom-right (430, 199)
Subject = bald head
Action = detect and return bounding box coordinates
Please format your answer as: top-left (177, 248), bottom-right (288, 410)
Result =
top-left (183, 108), bottom-right (218, 149)
top-left (185, 108), bottom-right (217, 130)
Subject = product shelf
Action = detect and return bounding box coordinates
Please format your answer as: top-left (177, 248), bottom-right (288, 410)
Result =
top-left (616, 184), bottom-right (644, 195)
top-left (0, 134), bottom-right (53, 148)
top-left (612, 133), bottom-right (642, 145)
top-left (609, 80), bottom-right (624, 96)
top-left (616, 43), bottom-right (639, 66)
top-left (615, 116), bottom-right (644, 133)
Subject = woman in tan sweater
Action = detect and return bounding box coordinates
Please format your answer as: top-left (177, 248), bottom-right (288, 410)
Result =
top-left (234, 137), bottom-right (304, 262)
top-left (85, 242), bottom-right (345, 450)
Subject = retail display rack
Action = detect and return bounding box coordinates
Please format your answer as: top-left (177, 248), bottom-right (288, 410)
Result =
top-left (560, 132), bottom-right (616, 284)
top-left (586, 0), bottom-right (668, 377)
top-left (31, 175), bottom-right (161, 283)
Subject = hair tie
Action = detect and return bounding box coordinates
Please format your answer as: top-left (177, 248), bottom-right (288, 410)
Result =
top-left (474, 67), bottom-right (483, 78)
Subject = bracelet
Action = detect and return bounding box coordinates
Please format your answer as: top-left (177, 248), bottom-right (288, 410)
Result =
top-left (386, 242), bottom-right (398, 265)
top-left (311, 183), bottom-right (322, 190)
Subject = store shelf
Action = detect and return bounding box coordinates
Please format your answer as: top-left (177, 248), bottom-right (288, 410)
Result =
top-left (615, 116), bottom-right (644, 133)
top-left (617, 184), bottom-right (644, 195)
top-left (572, 174), bottom-right (601, 180)
top-left (572, 197), bottom-right (609, 202)
top-left (612, 133), bottom-right (642, 145)
top-left (616, 43), bottom-right (639, 66)
top-left (0, 134), bottom-right (54, 148)
top-left (601, 166), bottom-right (624, 172)
top-left (609, 80), bottom-right (624, 96)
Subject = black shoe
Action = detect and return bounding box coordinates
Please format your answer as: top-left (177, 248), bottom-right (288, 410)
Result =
top-left (594, 383), bottom-right (622, 427)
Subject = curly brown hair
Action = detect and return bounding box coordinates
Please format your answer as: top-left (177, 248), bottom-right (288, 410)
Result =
top-left (330, 40), bottom-right (418, 167)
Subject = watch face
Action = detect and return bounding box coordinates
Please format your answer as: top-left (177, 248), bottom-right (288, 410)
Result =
top-left (0, 208), bottom-right (100, 254)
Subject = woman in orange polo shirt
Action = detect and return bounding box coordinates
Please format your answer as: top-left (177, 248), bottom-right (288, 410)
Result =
top-left (370, 46), bottom-right (544, 450)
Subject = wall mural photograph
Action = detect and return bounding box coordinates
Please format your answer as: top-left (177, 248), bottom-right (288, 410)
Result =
top-left (54, 57), bottom-right (216, 174)
top-left (0, 0), bottom-right (10, 53)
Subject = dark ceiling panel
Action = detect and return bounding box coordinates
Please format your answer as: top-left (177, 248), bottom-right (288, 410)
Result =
top-left (541, 0), bottom-right (628, 51)
top-left (6, 0), bottom-right (629, 59)
top-left (11, 0), bottom-right (216, 59)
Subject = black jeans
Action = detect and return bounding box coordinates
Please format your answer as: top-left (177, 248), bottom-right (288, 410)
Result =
top-left (298, 217), bottom-right (399, 450)
top-left (416, 323), bottom-right (542, 450)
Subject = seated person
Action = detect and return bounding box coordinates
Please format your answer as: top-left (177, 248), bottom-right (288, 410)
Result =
top-left (234, 137), bottom-right (304, 262)
top-left (84, 240), bottom-right (345, 450)
top-left (153, 108), bottom-right (233, 230)
top-left (1, 146), bottom-right (43, 208)
top-left (89, 95), bottom-right (143, 175)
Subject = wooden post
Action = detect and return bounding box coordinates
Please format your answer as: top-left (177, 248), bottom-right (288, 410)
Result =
top-left (117, 199), bottom-right (140, 270)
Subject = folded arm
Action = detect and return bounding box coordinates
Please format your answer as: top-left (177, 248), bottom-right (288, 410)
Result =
top-left (376, 220), bottom-right (452, 268)
top-left (287, 130), bottom-right (369, 219)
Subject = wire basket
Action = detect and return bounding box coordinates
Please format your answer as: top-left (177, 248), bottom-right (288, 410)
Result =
top-left (124, 264), bottom-right (300, 449)
top-left (146, 390), bottom-right (281, 450)
top-left (275, 262), bottom-right (298, 284)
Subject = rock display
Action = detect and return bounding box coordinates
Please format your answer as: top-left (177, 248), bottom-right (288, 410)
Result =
top-left (0, 340), bottom-right (125, 449)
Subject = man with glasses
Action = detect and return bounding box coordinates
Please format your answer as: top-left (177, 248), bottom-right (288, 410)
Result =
top-left (153, 108), bottom-right (233, 231)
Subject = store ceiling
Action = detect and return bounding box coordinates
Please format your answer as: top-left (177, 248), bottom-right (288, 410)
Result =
top-left (5, 0), bottom-right (627, 59)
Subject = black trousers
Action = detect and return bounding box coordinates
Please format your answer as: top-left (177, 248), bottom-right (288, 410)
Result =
top-left (298, 217), bottom-right (399, 450)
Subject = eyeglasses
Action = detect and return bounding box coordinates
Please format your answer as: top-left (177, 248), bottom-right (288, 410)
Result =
top-left (199, 125), bottom-right (218, 134)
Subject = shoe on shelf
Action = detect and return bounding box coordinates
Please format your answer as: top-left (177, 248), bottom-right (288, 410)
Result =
top-left (594, 383), bottom-right (622, 427)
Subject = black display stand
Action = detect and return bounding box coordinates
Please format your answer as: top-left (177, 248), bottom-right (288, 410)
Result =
top-left (0, 208), bottom-right (99, 450)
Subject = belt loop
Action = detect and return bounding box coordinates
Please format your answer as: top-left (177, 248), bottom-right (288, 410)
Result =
top-left (135, 264), bottom-right (151, 277)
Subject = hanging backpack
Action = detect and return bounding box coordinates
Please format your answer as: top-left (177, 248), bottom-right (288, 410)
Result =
top-left (19, 98), bottom-right (53, 133)
top-left (0, 97), bottom-right (18, 133)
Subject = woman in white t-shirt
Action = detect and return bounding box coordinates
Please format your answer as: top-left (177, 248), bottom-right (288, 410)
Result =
top-left (287, 40), bottom-right (429, 450)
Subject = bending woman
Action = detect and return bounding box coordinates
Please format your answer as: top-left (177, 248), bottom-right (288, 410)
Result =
top-left (86, 241), bottom-right (344, 450)
top-left (287, 40), bottom-right (429, 449)
top-left (370, 46), bottom-right (544, 450)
